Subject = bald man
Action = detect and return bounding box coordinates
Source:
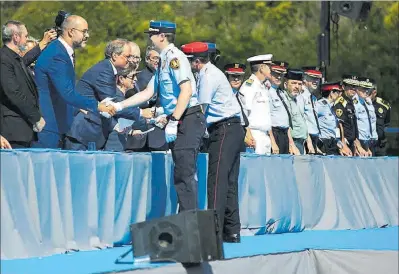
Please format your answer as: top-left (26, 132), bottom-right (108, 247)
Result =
top-left (128, 41), bottom-right (141, 71)
top-left (33, 15), bottom-right (115, 148)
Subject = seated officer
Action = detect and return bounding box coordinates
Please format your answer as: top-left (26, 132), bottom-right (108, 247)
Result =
top-left (181, 42), bottom-right (244, 243)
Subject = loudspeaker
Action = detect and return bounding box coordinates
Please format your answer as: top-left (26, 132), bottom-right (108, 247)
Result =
top-left (130, 209), bottom-right (224, 263)
top-left (332, 1), bottom-right (372, 21)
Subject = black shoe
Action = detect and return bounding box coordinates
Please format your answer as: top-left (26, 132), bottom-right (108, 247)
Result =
top-left (223, 233), bottom-right (241, 243)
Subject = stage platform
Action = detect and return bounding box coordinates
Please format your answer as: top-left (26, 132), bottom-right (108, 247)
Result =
top-left (1, 149), bottom-right (398, 259)
top-left (2, 226), bottom-right (398, 274)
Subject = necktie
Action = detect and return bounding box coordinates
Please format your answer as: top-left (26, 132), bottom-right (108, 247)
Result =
top-left (71, 53), bottom-right (75, 67)
top-left (236, 92), bottom-right (249, 127)
top-left (276, 89), bottom-right (293, 128)
top-left (310, 94), bottom-right (321, 135)
top-left (363, 102), bottom-right (373, 137)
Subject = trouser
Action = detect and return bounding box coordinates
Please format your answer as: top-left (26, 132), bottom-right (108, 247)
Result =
top-left (9, 141), bottom-right (31, 148)
top-left (251, 129), bottom-right (271, 155)
top-left (374, 139), bottom-right (387, 156)
top-left (318, 138), bottom-right (340, 155)
top-left (305, 134), bottom-right (319, 154)
top-left (64, 136), bottom-right (88, 151)
top-left (207, 117), bottom-right (245, 235)
top-left (271, 127), bottom-right (289, 154)
top-left (293, 138), bottom-right (306, 154)
top-left (170, 107), bottom-right (206, 212)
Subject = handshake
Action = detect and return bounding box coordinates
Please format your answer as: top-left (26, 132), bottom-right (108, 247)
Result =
top-left (98, 98), bottom-right (123, 118)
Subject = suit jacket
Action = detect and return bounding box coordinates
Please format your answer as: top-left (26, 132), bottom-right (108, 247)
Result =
top-left (125, 66), bottom-right (167, 150)
top-left (67, 59), bottom-right (142, 149)
top-left (0, 45), bottom-right (41, 143)
top-left (33, 39), bottom-right (99, 148)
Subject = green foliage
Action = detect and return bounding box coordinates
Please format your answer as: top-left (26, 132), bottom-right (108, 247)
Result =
top-left (2, 1), bottom-right (398, 153)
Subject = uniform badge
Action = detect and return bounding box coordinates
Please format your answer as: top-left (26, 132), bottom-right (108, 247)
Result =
top-left (378, 107), bottom-right (383, 114)
top-left (234, 63), bottom-right (239, 68)
top-left (336, 109), bottom-right (343, 117)
top-left (353, 98), bottom-right (358, 104)
top-left (246, 79), bottom-right (254, 86)
top-left (170, 58), bottom-right (180, 69)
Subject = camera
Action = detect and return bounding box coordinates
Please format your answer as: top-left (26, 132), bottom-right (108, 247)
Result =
top-left (46, 10), bottom-right (70, 37)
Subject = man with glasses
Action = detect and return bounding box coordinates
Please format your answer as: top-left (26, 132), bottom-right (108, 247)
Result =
top-left (268, 61), bottom-right (293, 155)
top-left (333, 75), bottom-right (362, 156)
top-left (65, 39), bottom-right (142, 150)
top-left (125, 46), bottom-right (169, 152)
top-left (298, 66), bottom-right (322, 154)
top-left (113, 20), bottom-right (206, 212)
top-left (34, 15), bottom-right (115, 148)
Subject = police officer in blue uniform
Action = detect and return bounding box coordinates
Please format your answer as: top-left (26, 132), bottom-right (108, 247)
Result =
top-left (114, 21), bottom-right (206, 212)
top-left (268, 61), bottom-right (291, 154)
top-left (316, 82), bottom-right (348, 155)
top-left (182, 42), bottom-right (244, 243)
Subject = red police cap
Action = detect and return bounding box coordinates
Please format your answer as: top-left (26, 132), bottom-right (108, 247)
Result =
top-left (302, 66), bottom-right (322, 78)
top-left (181, 42), bottom-right (208, 54)
top-left (224, 63), bottom-right (246, 74)
top-left (321, 81), bottom-right (342, 92)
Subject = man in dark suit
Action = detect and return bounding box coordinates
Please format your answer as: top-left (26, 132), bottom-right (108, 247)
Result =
top-left (125, 47), bottom-right (169, 152)
top-left (65, 39), bottom-right (143, 150)
top-left (33, 15), bottom-right (115, 149)
top-left (0, 20), bottom-right (56, 148)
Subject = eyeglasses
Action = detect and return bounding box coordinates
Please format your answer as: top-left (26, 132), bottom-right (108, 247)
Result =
top-left (148, 56), bottom-right (160, 62)
top-left (271, 71), bottom-right (284, 79)
top-left (72, 28), bottom-right (89, 35)
top-left (122, 55), bottom-right (141, 62)
top-left (228, 74), bottom-right (244, 81)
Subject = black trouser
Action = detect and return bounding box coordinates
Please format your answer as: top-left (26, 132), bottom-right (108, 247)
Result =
top-left (170, 107), bottom-right (206, 212)
top-left (293, 138), bottom-right (306, 154)
top-left (305, 134), bottom-right (319, 154)
top-left (9, 141), bottom-right (31, 148)
top-left (207, 117), bottom-right (245, 235)
top-left (318, 138), bottom-right (340, 155)
top-left (359, 140), bottom-right (371, 152)
top-left (271, 127), bottom-right (289, 154)
top-left (374, 139), bottom-right (387, 156)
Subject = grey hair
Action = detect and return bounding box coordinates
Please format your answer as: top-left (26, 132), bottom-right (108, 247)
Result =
top-left (27, 36), bottom-right (38, 44)
top-left (1, 20), bottom-right (24, 44)
top-left (145, 46), bottom-right (156, 57)
top-left (104, 38), bottom-right (128, 59)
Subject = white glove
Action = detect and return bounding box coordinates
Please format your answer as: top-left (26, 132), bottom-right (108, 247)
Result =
top-left (203, 128), bottom-right (209, 139)
top-left (154, 114), bottom-right (168, 129)
top-left (33, 117), bottom-right (46, 132)
top-left (165, 120), bottom-right (179, 143)
top-left (99, 97), bottom-right (114, 118)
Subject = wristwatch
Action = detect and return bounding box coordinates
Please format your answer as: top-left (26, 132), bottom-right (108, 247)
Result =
top-left (169, 115), bottom-right (179, 122)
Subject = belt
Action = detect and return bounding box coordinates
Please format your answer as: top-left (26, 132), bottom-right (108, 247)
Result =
top-left (272, 127), bottom-right (289, 132)
top-left (183, 104), bottom-right (204, 117)
top-left (208, 116), bottom-right (241, 133)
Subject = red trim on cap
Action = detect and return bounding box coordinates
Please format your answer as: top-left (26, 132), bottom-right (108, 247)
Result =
top-left (321, 84), bottom-right (341, 91)
top-left (181, 42), bottom-right (208, 54)
top-left (305, 70), bottom-right (322, 76)
top-left (271, 66), bottom-right (286, 71)
top-left (226, 68), bottom-right (244, 73)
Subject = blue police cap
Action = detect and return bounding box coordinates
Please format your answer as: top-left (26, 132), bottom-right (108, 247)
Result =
top-left (145, 20), bottom-right (176, 34)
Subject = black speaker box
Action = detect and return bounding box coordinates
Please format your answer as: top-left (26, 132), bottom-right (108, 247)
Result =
top-left (130, 209), bottom-right (224, 263)
top-left (332, 1), bottom-right (372, 21)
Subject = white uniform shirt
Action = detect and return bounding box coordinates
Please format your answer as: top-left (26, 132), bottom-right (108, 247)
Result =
top-left (239, 74), bottom-right (272, 133)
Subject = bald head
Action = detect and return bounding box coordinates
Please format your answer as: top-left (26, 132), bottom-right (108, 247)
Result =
top-left (60, 15), bottom-right (89, 49)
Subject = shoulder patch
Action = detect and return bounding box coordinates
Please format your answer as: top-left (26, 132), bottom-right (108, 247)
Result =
top-left (353, 98), bottom-right (358, 104)
top-left (378, 107), bottom-right (384, 114)
top-left (245, 79), bottom-right (254, 86)
top-left (336, 109), bottom-right (343, 117)
top-left (376, 97), bottom-right (390, 109)
top-left (335, 96), bottom-right (347, 108)
top-left (170, 58), bottom-right (180, 69)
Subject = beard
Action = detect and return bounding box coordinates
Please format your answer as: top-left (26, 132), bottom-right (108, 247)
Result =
top-left (129, 61), bottom-right (139, 71)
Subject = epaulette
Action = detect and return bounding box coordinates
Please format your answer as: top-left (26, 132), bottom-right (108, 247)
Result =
top-left (245, 79), bottom-right (254, 86)
top-left (376, 97), bottom-right (390, 109)
top-left (335, 96), bottom-right (347, 107)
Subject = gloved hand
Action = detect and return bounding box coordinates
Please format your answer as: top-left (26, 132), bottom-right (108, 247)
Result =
top-left (165, 120), bottom-right (179, 143)
top-left (154, 114), bottom-right (168, 129)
